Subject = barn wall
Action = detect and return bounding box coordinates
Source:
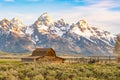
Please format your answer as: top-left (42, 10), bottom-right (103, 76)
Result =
top-left (37, 56), bottom-right (64, 63)
top-left (117, 57), bottom-right (120, 63)
top-left (46, 50), bottom-right (56, 57)
top-left (21, 58), bottom-right (35, 62)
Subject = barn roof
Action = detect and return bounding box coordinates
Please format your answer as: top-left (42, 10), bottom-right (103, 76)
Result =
top-left (31, 48), bottom-right (56, 57)
top-left (22, 56), bottom-right (40, 59)
top-left (21, 48), bottom-right (65, 63)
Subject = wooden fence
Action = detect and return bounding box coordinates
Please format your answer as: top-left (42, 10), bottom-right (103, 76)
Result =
top-left (64, 56), bottom-right (117, 64)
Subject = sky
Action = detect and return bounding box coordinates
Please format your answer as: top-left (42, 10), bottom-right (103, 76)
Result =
top-left (0, 0), bottom-right (120, 34)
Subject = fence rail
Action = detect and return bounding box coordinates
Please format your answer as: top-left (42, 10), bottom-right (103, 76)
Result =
top-left (64, 56), bottom-right (117, 64)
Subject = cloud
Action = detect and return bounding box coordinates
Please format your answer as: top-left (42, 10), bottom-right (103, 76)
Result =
top-left (50, 0), bottom-right (120, 34)
top-left (4, 0), bottom-right (14, 2)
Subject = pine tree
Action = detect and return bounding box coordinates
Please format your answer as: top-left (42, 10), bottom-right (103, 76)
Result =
top-left (114, 34), bottom-right (120, 55)
top-left (114, 34), bottom-right (120, 63)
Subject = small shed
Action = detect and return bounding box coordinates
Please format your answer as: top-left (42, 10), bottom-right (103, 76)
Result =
top-left (21, 48), bottom-right (64, 63)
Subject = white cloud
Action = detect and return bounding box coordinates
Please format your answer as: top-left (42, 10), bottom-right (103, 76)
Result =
top-left (50, 1), bottom-right (120, 34)
top-left (4, 0), bottom-right (14, 2)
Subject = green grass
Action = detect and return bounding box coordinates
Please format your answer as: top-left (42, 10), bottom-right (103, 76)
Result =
top-left (0, 59), bottom-right (21, 64)
top-left (0, 61), bottom-right (120, 80)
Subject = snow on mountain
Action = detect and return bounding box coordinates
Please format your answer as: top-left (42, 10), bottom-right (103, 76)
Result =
top-left (26, 26), bottom-right (34, 35)
top-left (70, 20), bottom-right (98, 40)
top-left (11, 18), bottom-right (24, 27)
top-left (11, 18), bottom-right (26, 29)
top-left (36, 12), bottom-right (51, 26)
top-left (0, 18), bottom-right (27, 35)
top-left (50, 19), bottom-right (70, 37)
top-left (0, 12), bottom-right (117, 55)
top-left (69, 20), bottom-right (116, 47)
top-left (10, 17), bottom-right (26, 35)
top-left (91, 27), bottom-right (116, 46)
top-left (0, 18), bottom-right (11, 31)
top-left (0, 18), bottom-right (34, 53)
top-left (29, 13), bottom-right (116, 56)
top-left (28, 12), bottom-right (51, 35)
top-left (29, 13), bottom-right (71, 44)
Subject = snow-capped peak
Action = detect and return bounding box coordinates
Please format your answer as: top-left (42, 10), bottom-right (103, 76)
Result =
top-left (58, 19), bottom-right (65, 24)
top-left (0, 18), bottom-right (10, 25)
top-left (71, 20), bottom-right (92, 36)
top-left (77, 20), bottom-right (88, 26)
top-left (1, 18), bottom-right (9, 22)
top-left (40, 12), bottom-right (49, 18)
top-left (34, 12), bottom-right (51, 27)
top-left (11, 17), bottom-right (22, 25)
top-left (0, 18), bottom-right (11, 30)
top-left (76, 20), bottom-right (89, 32)
top-left (38, 12), bottom-right (51, 23)
top-left (10, 17), bottom-right (26, 29)
top-left (9, 17), bottom-right (26, 35)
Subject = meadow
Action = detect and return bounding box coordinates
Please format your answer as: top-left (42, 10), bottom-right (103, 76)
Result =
top-left (0, 60), bottom-right (120, 80)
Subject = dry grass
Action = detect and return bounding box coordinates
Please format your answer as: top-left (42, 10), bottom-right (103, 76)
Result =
top-left (0, 60), bottom-right (120, 80)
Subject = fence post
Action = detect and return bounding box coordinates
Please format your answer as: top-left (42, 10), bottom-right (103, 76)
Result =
top-left (109, 56), bottom-right (111, 63)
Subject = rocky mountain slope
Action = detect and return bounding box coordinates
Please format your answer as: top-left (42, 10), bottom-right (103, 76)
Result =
top-left (0, 12), bottom-right (116, 56)
top-left (0, 18), bottom-right (34, 53)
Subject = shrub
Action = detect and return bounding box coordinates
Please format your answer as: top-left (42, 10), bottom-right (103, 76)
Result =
top-left (33, 74), bottom-right (44, 80)
top-left (0, 62), bottom-right (120, 80)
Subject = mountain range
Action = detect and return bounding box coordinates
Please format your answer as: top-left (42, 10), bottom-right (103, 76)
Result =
top-left (0, 12), bottom-right (116, 56)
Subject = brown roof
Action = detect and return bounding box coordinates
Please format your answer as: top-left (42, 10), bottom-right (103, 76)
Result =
top-left (31, 48), bottom-right (56, 57)
top-left (22, 56), bottom-right (41, 59)
top-left (56, 56), bottom-right (65, 60)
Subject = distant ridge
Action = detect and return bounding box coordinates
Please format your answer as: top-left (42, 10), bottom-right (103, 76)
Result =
top-left (0, 12), bottom-right (116, 56)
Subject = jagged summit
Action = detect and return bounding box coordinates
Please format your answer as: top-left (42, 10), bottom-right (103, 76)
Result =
top-left (56, 19), bottom-right (66, 26)
top-left (11, 17), bottom-right (26, 28)
top-left (34, 12), bottom-right (51, 26)
top-left (11, 17), bottom-right (22, 24)
top-left (0, 17), bottom-right (26, 35)
top-left (77, 20), bottom-right (88, 26)
top-left (1, 18), bottom-right (9, 22)
top-left (76, 20), bottom-right (88, 32)
top-left (0, 18), bottom-right (10, 25)
top-left (71, 20), bottom-right (90, 34)
top-left (39, 12), bottom-right (49, 18)
top-left (0, 18), bottom-right (11, 30)
top-left (38, 12), bottom-right (50, 22)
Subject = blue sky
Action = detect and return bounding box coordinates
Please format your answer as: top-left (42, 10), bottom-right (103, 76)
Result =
top-left (0, 0), bottom-right (120, 34)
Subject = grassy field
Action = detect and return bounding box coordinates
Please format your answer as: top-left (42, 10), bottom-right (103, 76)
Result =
top-left (0, 60), bottom-right (120, 80)
top-left (0, 59), bottom-right (21, 64)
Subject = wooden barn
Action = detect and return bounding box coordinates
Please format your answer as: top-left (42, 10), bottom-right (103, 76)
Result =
top-left (21, 48), bottom-right (64, 63)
